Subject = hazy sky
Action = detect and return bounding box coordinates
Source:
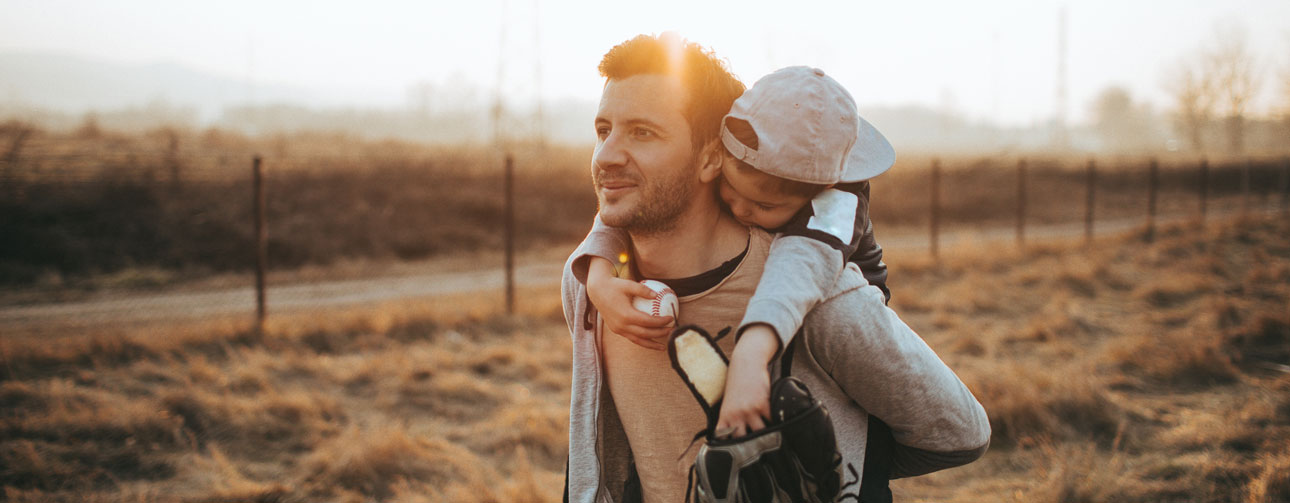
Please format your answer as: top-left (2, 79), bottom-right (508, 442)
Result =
top-left (3, 0), bottom-right (1288, 126)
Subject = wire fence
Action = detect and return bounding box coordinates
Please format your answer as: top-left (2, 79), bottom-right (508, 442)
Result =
top-left (2, 141), bottom-right (1288, 336)
top-left (921, 156), bottom-right (1290, 256)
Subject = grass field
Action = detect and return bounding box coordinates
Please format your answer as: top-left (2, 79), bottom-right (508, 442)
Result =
top-left (2, 215), bottom-right (1287, 502)
top-left (4, 128), bottom-right (1286, 290)
top-left (2, 130), bottom-right (596, 288)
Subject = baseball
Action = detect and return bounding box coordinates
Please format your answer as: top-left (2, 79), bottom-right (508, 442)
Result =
top-left (633, 279), bottom-right (679, 325)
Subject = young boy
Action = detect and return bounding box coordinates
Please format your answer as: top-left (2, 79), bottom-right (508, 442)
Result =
top-left (573, 66), bottom-right (898, 500)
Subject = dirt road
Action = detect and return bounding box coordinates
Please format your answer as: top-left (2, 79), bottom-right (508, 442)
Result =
top-left (0, 209), bottom-right (1258, 334)
top-left (0, 262), bottom-right (564, 330)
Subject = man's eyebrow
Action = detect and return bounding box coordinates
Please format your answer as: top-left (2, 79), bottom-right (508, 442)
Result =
top-left (622, 118), bottom-right (667, 131)
top-left (596, 117), bottom-right (670, 134)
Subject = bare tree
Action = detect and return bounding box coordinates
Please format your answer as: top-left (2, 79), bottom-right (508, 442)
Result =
top-left (1282, 70), bottom-right (1290, 123)
top-left (1162, 57), bottom-right (1214, 152)
top-left (1205, 22), bottom-right (1261, 154)
top-left (1, 120), bottom-right (37, 199)
top-left (1280, 36), bottom-right (1290, 128)
top-left (1090, 86), bottom-right (1158, 153)
top-left (75, 112), bottom-right (102, 139)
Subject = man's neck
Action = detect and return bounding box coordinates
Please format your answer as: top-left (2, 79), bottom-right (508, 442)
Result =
top-left (630, 204), bottom-right (748, 280)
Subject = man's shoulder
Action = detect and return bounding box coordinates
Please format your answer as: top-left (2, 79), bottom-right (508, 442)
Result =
top-left (559, 252), bottom-right (590, 334)
top-left (796, 264), bottom-right (892, 345)
top-left (561, 253), bottom-right (586, 300)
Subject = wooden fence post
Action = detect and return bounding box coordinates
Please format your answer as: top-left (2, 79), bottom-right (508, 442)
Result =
top-left (1281, 157), bottom-right (1290, 213)
top-left (1199, 158), bottom-right (1209, 226)
top-left (930, 159), bottom-right (941, 261)
top-left (504, 153), bottom-right (515, 315)
top-left (1085, 159), bottom-right (1096, 244)
top-left (2, 123), bottom-right (33, 200)
top-left (1016, 159), bottom-right (1027, 248)
top-left (167, 129), bottom-right (182, 191)
top-left (253, 155), bottom-right (267, 333)
top-left (1241, 158), bottom-right (1251, 218)
top-left (1146, 158), bottom-right (1159, 242)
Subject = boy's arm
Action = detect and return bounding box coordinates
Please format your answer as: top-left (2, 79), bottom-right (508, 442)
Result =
top-left (570, 213), bottom-right (631, 285)
top-left (805, 278), bottom-right (991, 477)
top-left (846, 181), bottom-right (891, 302)
top-left (569, 214), bottom-right (674, 349)
top-left (721, 190), bottom-right (858, 435)
top-left (852, 216), bottom-right (890, 302)
top-left (738, 187), bottom-right (860, 348)
top-left (739, 236), bottom-right (845, 350)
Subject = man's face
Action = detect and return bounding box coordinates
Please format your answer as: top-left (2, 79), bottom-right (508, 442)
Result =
top-left (592, 74), bottom-right (697, 235)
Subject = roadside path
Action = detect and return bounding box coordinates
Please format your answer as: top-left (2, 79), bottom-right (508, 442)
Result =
top-left (0, 208), bottom-right (1269, 333)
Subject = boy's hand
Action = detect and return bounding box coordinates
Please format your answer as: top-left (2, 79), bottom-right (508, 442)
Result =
top-left (587, 257), bottom-right (674, 351)
top-left (716, 325), bottom-right (780, 438)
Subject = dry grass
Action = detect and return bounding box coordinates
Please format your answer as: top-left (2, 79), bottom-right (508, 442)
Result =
top-left (885, 215), bottom-right (1290, 502)
top-left (1, 295), bottom-right (571, 501)
top-left (2, 216), bottom-right (1288, 501)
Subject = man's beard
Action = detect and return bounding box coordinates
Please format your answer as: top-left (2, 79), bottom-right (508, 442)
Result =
top-left (595, 160), bottom-right (696, 237)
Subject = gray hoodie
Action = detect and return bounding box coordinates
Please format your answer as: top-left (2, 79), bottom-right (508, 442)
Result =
top-left (562, 226), bottom-right (990, 503)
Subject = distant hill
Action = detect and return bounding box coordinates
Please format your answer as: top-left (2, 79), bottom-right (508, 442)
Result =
top-left (0, 51), bottom-right (307, 119)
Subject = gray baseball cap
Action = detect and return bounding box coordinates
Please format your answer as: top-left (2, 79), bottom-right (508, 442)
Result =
top-left (720, 66), bottom-right (895, 184)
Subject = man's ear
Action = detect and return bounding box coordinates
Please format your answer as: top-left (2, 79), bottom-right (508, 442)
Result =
top-left (697, 139), bottom-right (725, 183)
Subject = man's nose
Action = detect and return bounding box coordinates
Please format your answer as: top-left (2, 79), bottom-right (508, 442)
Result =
top-left (593, 131), bottom-right (628, 170)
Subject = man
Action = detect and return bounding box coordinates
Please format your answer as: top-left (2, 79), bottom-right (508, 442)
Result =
top-left (561, 33), bottom-right (990, 503)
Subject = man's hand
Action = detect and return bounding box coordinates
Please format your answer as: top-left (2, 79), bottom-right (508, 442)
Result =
top-left (716, 325), bottom-right (781, 437)
top-left (587, 257), bottom-right (674, 350)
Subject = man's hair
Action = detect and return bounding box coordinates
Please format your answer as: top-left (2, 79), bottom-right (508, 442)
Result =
top-left (598, 33), bottom-right (746, 150)
top-left (725, 117), bottom-right (831, 200)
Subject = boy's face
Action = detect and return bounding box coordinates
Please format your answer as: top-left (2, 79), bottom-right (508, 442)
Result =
top-left (717, 156), bottom-right (812, 230)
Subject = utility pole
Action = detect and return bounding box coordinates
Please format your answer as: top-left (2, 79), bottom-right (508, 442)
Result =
top-left (1053, 5), bottom-right (1069, 150)
top-left (532, 0), bottom-right (546, 148)
top-left (492, 0), bottom-right (509, 148)
top-left (991, 30), bottom-right (1001, 146)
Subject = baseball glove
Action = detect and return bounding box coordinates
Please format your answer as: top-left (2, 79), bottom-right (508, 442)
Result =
top-left (668, 326), bottom-right (844, 503)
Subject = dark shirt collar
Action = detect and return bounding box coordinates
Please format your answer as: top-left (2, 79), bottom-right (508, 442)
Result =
top-left (640, 237), bottom-right (750, 297)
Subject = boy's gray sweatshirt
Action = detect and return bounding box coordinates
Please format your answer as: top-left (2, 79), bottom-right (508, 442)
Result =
top-left (562, 227), bottom-right (990, 503)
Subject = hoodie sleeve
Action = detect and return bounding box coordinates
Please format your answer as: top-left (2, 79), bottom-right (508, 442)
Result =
top-left (802, 271), bottom-right (991, 477)
top-left (738, 235), bottom-right (845, 352)
top-left (569, 213), bottom-right (631, 286)
top-left (738, 187), bottom-right (857, 351)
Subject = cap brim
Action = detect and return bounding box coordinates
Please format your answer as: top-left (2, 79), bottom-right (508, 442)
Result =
top-left (840, 116), bottom-right (895, 182)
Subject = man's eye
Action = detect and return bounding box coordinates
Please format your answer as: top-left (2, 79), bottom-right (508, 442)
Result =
top-left (757, 203), bottom-right (776, 211)
top-left (595, 126), bottom-right (610, 138)
top-left (632, 128), bottom-right (654, 139)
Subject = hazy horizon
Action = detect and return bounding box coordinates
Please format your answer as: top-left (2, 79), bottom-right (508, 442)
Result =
top-left (3, 0), bottom-right (1289, 127)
